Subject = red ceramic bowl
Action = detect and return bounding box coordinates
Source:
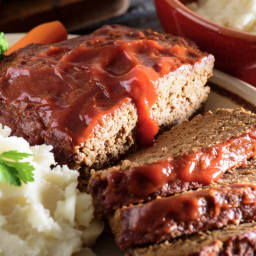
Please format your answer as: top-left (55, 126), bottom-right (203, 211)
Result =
top-left (155, 0), bottom-right (256, 86)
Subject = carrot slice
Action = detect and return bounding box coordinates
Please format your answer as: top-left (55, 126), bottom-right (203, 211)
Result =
top-left (5, 21), bottom-right (67, 55)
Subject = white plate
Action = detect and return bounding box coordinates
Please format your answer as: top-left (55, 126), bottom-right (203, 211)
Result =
top-left (4, 34), bottom-right (256, 256)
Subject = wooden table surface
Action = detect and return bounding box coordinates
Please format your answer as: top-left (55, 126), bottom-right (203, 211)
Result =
top-left (80, 0), bottom-right (162, 34)
top-left (0, 0), bottom-right (130, 33)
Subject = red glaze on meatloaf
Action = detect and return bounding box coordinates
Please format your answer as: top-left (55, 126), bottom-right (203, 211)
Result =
top-left (127, 222), bottom-right (256, 256)
top-left (89, 108), bottom-right (256, 217)
top-left (110, 183), bottom-right (256, 249)
top-left (0, 25), bottom-right (213, 167)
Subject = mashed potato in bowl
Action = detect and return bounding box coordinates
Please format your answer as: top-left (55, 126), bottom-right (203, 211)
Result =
top-left (0, 125), bottom-right (103, 256)
top-left (187, 0), bottom-right (256, 34)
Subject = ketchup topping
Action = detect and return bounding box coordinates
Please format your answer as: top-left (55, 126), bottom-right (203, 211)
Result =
top-left (105, 128), bottom-right (256, 197)
top-left (117, 184), bottom-right (256, 249)
top-left (0, 25), bottom-right (205, 148)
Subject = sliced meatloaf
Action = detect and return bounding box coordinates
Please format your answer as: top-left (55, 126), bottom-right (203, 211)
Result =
top-left (0, 25), bottom-right (214, 168)
top-left (127, 222), bottom-right (256, 256)
top-left (89, 108), bottom-right (256, 217)
top-left (109, 159), bottom-right (256, 249)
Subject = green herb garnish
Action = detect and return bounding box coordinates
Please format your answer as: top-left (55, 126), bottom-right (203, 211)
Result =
top-left (0, 150), bottom-right (34, 186)
top-left (0, 32), bottom-right (8, 59)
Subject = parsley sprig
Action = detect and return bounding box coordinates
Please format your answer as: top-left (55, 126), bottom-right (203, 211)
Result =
top-left (0, 150), bottom-right (34, 186)
top-left (0, 32), bottom-right (8, 59)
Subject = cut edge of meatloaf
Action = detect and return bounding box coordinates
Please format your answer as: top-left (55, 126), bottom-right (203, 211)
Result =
top-left (108, 161), bottom-right (256, 249)
top-left (88, 108), bottom-right (256, 217)
top-left (74, 55), bottom-right (213, 169)
top-left (128, 108), bottom-right (256, 164)
top-left (126, 222), bottom-right (256, 256)
top-left (0, 25), bottom-right (214, 170)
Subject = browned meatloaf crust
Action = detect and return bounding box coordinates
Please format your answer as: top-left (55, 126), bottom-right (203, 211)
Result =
top-left (89, 108), bottom-right (256, 217)
top-left (109, 159), bottom-right (256, 249)
top-left (127, 222), bottom-right (256, 256)
top-left (0, 25), bottom-right (214, 168)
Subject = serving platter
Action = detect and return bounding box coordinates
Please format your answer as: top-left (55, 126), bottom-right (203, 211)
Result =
top-left (5, 34), bottom-right (256, 256)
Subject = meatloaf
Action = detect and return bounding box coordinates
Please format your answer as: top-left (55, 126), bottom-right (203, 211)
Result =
top-left (89, 108), bottom-right (256, 217)
top-left (127, 222), bottom-right (256, 256)
top-left (109, 159), bottom-right (256, 249)
top-left (0, 25), bottom-right (214, 168)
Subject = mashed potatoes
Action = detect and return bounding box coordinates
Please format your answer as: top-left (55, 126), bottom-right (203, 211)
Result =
top-left (187, 0), bottom-right (256, 34)
top-left (0, 125), bottom-right (103, 256)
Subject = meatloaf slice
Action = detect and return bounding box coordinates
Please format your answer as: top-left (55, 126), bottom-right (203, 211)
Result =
top-left (0, 25), bottom-right (214, 168)
top-left (127, 222), bottom-right (256, 256)
top-left (89, 108), bottom-right (256, 217)
top-left (109, 159), bottom-right (256, 249)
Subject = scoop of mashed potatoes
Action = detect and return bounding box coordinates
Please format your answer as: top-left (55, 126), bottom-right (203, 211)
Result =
top-left (187, 0), bottom-right (256, 34)
top-left (0, 125), bottom-right (103, 256)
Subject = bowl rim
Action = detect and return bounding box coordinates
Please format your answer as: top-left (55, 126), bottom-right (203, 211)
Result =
top-left (164, 0), bottom-right (256, 41)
